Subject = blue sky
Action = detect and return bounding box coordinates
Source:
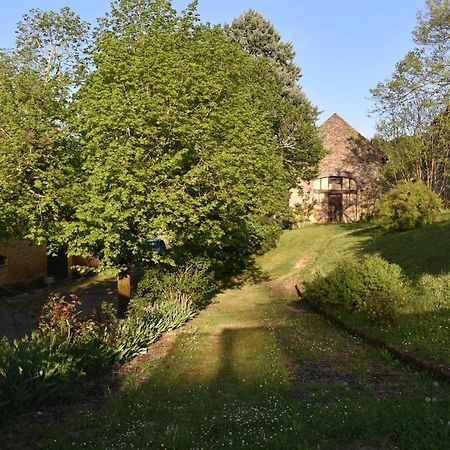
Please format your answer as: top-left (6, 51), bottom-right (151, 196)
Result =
top-left (0, 0), bottom-right (425, 137)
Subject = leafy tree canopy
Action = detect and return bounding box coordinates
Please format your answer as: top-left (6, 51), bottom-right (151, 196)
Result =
top-left (67, 0), bottom-right (290, 277)
top-left (371, 0), bottom-right (450, 200)
top-left (371, 0), bottom-right (450, 138)
top-left (0, 7), bottom-right (90, 246)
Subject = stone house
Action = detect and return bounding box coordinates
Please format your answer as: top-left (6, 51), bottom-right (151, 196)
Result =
top-left (0, 240), bottom-right (47, 287)
top-left (0, 239), bottom-right (99, 289)
top-left (290, 113), bottom-right (384, 223)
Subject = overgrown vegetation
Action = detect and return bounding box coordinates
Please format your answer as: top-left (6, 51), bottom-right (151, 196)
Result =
top-left (0, 263), bottom-right (214, 414)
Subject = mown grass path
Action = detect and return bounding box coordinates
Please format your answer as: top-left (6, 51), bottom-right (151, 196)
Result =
top-left (10, 226), bottom-right (450, 449)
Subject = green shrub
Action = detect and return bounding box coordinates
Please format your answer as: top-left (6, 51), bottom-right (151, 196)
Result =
top-left (0, 287), bottom-right (201, 415)
top-left (415, 273), bottom-right (450, 311)
top-left (305, 255), bottom-right (408, 324)
top-left (0, 294), bottom-right (107, 413)
top-left (375, 181), bottom-right (443, 232)
top-left (137, 264), bottom-right (216, 310)
top-left (0, 336), bottom-right (81, 412)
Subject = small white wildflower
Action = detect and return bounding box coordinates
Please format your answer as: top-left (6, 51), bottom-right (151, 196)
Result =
top-left (425, 397), bottom-right (431, 402)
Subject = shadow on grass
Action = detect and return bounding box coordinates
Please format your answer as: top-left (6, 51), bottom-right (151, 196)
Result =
top-left (221, 259), bottom-right (271, 290)
top-left (3, 315), bottom-right (450, 450)
top-left (356, 221), bottom-right (450, 279)
top-left (43, 322), bottom-right (450, 448)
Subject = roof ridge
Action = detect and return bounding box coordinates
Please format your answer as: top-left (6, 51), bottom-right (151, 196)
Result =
top-left (320, 113), bottom-right (366, 140)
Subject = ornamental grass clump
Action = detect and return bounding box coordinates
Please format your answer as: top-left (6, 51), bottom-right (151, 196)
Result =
top-left (304, 255), bottom-right (408, 325)
top-left (106, 297), bottom-right (197, 362)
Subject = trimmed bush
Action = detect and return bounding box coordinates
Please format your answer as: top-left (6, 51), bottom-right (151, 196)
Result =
top-left (304, 255), bottom-right (408, 325)
top-left (375, 181), bottom-right (443, 232)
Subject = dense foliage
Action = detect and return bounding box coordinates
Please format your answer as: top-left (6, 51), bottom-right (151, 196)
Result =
top-left (375, 181), bottom-right (443, 231)
top-left (137, 264), bottom-right (216, 310)
top-left (0, 264), bottom-right (210, 414)
top-left (1, 0), bottom-right (326, 289)
top-left (371, 0), bottom-right (450, 199)
top-left (224, 9), bottom-right (325, 181)
top-left (305, 256), bottom-right (408, 324)
top-left (66, 0), bottom-right (293, 278)
top-left (0, 8), bottom-right (90, 246)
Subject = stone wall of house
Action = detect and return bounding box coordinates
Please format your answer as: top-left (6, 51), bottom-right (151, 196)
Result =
top-left (0, 240), bottom-right (47, 286)
top-left (318, 113), bottom-right (384, 209)
top-left (291, 113), bottom-right (384, 223)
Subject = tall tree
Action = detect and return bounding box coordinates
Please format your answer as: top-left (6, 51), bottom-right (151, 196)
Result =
top-left (67, 0), bottom-right (291, 312)
top-left (370, 0), bottom-right (450, 198)
top-left (0, 7), bottom-right (90, 246)
top-left (224, 9), bottom-right (325, 182)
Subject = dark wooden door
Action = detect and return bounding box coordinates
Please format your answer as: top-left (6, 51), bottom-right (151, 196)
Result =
top-left (328, 194), bottom-right (343, 223)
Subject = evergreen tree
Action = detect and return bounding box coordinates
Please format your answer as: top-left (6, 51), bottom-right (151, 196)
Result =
top-left (224, 9), bottom-right (325, 182)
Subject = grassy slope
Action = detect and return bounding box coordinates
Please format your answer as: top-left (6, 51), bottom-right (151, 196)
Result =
top-left (10, 224), bottom-right (449, 450)
top-left (362, 221), bottom-right (450, 279)
top-left (308, 222), bottom-right (450, 365)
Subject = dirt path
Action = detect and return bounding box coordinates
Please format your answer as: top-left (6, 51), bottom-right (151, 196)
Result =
top-left (3, 227), bottom-right (450, 449)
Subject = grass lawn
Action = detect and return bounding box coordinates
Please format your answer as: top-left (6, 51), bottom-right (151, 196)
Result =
top-left (4, 224), bottom-right (450, 449)
top-left (306, 222), bottom-right (450, 366)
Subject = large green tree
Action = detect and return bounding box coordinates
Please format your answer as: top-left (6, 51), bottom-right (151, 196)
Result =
top-left (224, 9), bottom-right (324, 182)
top-left (370, 0), bottom-right (450, 199)
top-left (66, 0), bottom-right (290, 313)
top-left (0, 7), bottom-right (90, 246)
top-left (371, 0), bottom-right (449, 137)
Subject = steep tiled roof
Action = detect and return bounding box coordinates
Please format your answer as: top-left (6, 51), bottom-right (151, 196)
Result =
top-left (319, 113), bottom-right (367, 151)
top-left (317, 113), bottom-right (382, 180)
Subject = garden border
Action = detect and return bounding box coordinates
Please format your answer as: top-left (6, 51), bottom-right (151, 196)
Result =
top-left (295, 285), bottom-right (450, 383)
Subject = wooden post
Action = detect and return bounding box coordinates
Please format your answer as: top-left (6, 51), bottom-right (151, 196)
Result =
top-left (117, 273), bottom-right (131, 318)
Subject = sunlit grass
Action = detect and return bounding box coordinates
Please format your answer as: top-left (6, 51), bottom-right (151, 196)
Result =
top-left (7, 221), bottom-right (450, 449)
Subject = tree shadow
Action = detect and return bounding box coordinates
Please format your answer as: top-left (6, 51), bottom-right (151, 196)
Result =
top-left (356, 221), bottom-right (450, 279)
top-left (4, 312), bottom-right (450, 450)
top-left (221, 258), bottom-right (271, 290)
